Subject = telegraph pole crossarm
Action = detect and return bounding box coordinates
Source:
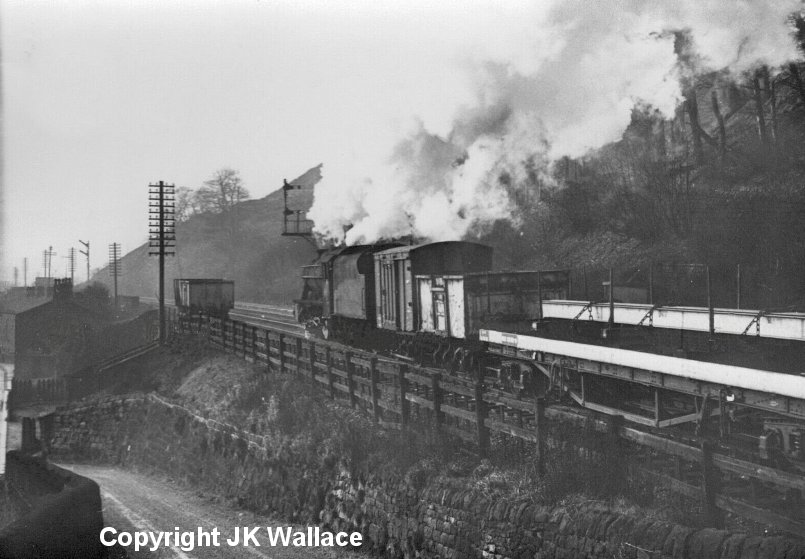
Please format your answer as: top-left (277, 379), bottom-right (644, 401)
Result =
top-left (148, 181), bottom-right (176, 344)
top-left (68, 247), bottom-right (76, 284)
top-left (108, 243), bottom-right (122, 309)
top-left (79, 240), bottom-right (90, 284)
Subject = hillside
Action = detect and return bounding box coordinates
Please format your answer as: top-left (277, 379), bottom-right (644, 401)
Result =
top-left (92, 166), bottom-right (321, 304)
top-left (475, 63), bottom-right (805, 310)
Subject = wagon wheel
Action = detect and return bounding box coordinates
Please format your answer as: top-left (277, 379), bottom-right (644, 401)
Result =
top-left (397, 337), bottom-right (411, 358)
top-left (459, 348), bottom-right (479, 374)
top-left (428, 341), bottom-right (444, 368)
top-left (437, 343), bottom-right (455, 372)
top-left (447, 347), bottom-right (464, 375)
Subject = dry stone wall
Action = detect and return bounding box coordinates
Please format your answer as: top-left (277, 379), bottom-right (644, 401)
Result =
top-left (51, 395), bottom-right (805, 559)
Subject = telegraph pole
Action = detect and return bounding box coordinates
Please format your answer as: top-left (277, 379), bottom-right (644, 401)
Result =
top-left (108, 243), bottom-right (121, 308)
top-left (46, 246), bottom-right (54, 280)
top-left (149, 181), bottom-right (176, 343)
top-left (79, 240), bottom-right (90, 283)
top-left (42, 246), bottom-right (55, 297)
top-left (68, 247), bottom-right (76, 284)
top-left (23, 257), bottom-right (27, 287)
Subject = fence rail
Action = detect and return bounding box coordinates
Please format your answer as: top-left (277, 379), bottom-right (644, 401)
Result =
top-left (173, 314), bottom-right (805, 536)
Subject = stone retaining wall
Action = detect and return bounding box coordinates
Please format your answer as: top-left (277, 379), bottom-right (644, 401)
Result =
top-left (51, 395), bottom-right (805, 559)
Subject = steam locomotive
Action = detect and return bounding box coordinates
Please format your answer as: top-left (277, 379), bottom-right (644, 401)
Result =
top-left (294, 240), bottom-right (570, 368)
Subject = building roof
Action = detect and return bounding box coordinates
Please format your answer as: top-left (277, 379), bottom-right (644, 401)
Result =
top-left (0, 294), bottom-right (50, 314)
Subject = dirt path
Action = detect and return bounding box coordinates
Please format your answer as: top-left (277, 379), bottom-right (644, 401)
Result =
top-left (61, 464), bottom-right (362, 559)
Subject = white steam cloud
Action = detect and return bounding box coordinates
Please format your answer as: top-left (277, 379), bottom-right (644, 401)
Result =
top-left (309, 0), bottom-right (802, 246)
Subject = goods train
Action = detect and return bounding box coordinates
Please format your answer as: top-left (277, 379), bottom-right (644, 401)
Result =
top-left (294, 240), bottom-right (568, 368)
top-left (169, 242), bottom-right (805, 469)
top-left (293, 241), bottom-right (805, 469)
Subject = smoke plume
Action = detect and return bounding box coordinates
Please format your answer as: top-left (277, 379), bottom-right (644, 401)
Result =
top-left (309, 0), bottom-right (802, 246)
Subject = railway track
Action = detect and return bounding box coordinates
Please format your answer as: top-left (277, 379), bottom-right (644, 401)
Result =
top-left (227, 307), bottom-right (303, 336)
top-left (139, 295), bottom-right (805, 344)
top-left (139, 297), bottom-right (302, 335)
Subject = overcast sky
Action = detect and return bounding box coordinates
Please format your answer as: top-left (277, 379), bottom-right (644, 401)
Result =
top-left (2, 0), bottom-right (502, 281)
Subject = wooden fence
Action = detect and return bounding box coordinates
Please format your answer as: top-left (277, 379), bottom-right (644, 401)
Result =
top-left (173, 314), bottom-right (805, 537)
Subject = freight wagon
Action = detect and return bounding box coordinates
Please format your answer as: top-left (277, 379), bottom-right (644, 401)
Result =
top-left (374, 242), bottom-right (493, 332)
top-left (416, 269), bottom-right (571, 339)
top-left (173, 279), bottom-right (235, 317)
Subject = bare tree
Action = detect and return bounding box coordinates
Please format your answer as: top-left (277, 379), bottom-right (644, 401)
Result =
top-left (174, 187), bottom-right (199, 222)
top-left (196, 168), bottom-right (250, 214)
top-left (197, 168), bottom-right (251, 276)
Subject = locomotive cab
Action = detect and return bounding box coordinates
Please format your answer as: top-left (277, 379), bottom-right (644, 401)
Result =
top-left (295, 244), bottom-right (400, 340)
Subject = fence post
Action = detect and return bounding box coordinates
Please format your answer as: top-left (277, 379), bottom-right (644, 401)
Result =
top-left (608, 413), bottom-right (623, 445)
top-left (345, 352), bottom-right (356, 409)
top-left (537, 272), bottom-right (543, 320)
top-left (308, 342), bottom-right (317, 382)
top-left (431, 372), bottom-right (442, 429)
top-left (583, 266), bottom-right (589, 300)
top-left (278, 333), bottom-right (285, 373)
top-left (706, 266), bottom-right (715, 336)
top-left (608, 267), bottom-right (615, 328)
top-left (221, 320), bottom-right (227, 350)
top-left (252, 326), bottom-right (257, 360)
top-left (608, 414), bottom-right (624, 487)
top-left (370, 357), bottom-right (380, 423)
top-left (535, 396), bottom-right (545, 476)
top-left (295, 337), bottom-right (303, 376)
top-left (398, 364), bottom-right (409, 427)
top-left (475, 366), bottom-right (489, 459)
top-left (701, 440), bottom-right (724, 529)
top-left (326, 346), bottom-right (335, 399)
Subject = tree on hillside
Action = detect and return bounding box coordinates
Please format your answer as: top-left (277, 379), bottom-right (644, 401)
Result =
top-left (175, 187), bottom-right (200, 222)
top-left (196, 168), bottom-right (250, 214)
top-left (196, 168), bottom-right (251, 276)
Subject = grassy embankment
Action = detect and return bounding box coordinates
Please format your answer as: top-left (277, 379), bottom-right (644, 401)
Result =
top-left (93, 334), bottom-right (697, 533)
